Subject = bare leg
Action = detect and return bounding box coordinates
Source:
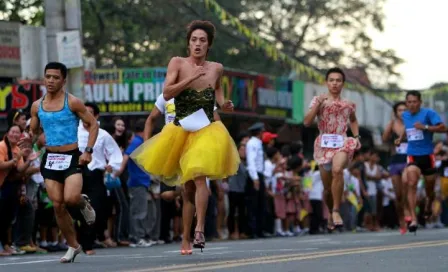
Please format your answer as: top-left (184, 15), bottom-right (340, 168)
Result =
top-left (216, 183), bottom-right (225, 239)
top-left (424, 174), bottom-right (437, 218)
top-left (181, 181), bottom-right (195, 252)
top-left (391, 174), bottom-right (405, 229)
top-left (331, 152), bottom-right (349, 226)
top-left (192, 176), bottom-right (208, 250)
top-left (319, 167), bottom-right (333, 228)
top-left (406, 165), bottom-right (421, 225)
top-left (194, 176), bottom-right (209, 233)
top-left (45, 179), bottom-right (79, 249)
top-left (402, 168), bottom-right (411, 221)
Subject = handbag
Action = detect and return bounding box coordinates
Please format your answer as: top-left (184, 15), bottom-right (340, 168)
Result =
top-left (104, 173), bottom-right (121, 190)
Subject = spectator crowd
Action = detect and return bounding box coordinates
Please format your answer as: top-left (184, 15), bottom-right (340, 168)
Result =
top-left (1, 107), bottom-right (448, 256)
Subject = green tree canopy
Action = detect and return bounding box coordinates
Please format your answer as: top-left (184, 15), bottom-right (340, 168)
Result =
top-left (1, 0), bottom-right (403, 87)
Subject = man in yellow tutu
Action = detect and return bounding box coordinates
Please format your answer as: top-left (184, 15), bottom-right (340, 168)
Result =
top-left (130, 20), bottom-right (240, 255)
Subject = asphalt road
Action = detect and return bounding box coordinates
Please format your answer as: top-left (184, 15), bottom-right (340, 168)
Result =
top-left (2, 228), bottom-right (448, 272)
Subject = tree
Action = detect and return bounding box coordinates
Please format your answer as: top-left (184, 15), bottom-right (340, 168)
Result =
top-left (0, 0), bottom-right (403, 87)
top-left (0, 0), bottom-right (43, 26)
top-left (236, 0), bottom-right (403, 87)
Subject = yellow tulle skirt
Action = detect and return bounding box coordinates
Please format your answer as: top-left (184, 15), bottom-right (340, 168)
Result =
top-left (130, 121), bottom-right (240, 186)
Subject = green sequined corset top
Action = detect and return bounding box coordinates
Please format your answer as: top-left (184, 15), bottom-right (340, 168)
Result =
top-left (173, 87), bottom-right (215, 126)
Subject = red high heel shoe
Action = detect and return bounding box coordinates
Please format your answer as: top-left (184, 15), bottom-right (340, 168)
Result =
top-left (180, 243), bottom-right (192, 255)
top-left (399, 227), bottom-right (407, 235)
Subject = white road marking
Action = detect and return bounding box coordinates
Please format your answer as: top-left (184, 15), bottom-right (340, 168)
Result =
top-left (124, 256), bottom-right (165, 259)
top-left (0, 259), bottom-right (59, 266)
top-left (85, 254), bottom-right (144, 258)
top-left (163, 247), bottom-right (228, 253)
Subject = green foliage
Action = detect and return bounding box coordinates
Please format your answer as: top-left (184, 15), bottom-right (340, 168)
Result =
top-left (0, 0), bottom-right (403, 86)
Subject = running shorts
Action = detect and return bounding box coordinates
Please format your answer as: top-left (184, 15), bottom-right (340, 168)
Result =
top-left (406, 154), bottom-right (437, 176)
top-left (40, 149), bottom-right (83, 183)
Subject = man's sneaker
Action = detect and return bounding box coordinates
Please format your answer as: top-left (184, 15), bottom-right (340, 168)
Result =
top-left (60, 245), bottom-right (82, 263)
top-left (80, 194), bottom-right (96, 225)
top-left (129, 239), bottom-right (153, 248)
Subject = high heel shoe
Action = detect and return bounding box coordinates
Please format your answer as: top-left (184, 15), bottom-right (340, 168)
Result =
top-left (180, 244), bottom-right (192, 255)
top-left (404, 216), bottom-right (412, 226)
top-left (193, 231), bottom-right (205, 252)
top-left (408, 222), bottom-right (418, 236)
top-left (327, 218), bottom-right (335, 234)
top-left (332, 210), bottom-right (344, 232)
top-left (399, 227), bottom-right (407, 235)
top-left (60, 245), bottom-right (82, 263)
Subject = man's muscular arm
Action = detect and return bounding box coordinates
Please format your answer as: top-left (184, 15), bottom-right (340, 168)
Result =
top-left (215, 64), bottom-right (225, 107)
top-left (215, 63), bottom-right (233, 112)
top-left (69, 95), bottom-right (99, 149)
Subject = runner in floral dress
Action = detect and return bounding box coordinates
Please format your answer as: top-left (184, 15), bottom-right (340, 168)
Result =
top-left (304, 67), bottom-right (361, 231)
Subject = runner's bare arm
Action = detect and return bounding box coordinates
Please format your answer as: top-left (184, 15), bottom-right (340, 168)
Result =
top-left (69, 96), bottom-right (99, 148)
top-left (144, 107), bottom-right (162, 141)
top-left (215, 64), bottom-right (225, 107)
top-left (426, 122), bottom-right (446, 133)
top-left (163, 57), bottom-right (203, 100)
top-left (29, 101), bottom-right (41, 144)
top-left (349, 104), bottom-right (359, 137)
top-left (303, 98), bottom-right (322, 127)
top-left (213, 111), bottom-right (221, 121)
top-left (395, 125), bottom-right (406, 145)
top-left (382, 120), bottom-right (394, 142)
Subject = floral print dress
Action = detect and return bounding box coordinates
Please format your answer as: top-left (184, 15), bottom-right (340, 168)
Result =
top-left (309, 96), bottom-right (360, 165)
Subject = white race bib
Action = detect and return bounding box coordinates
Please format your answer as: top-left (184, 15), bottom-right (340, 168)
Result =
top-left (179, 108), bottom-right (211, 132)
top-left (444, 167), bottom-right (448, 177)
top-left (395, 143), bottom-right (408, 154)
top-left (44, 153), bottom-right (72, 171)
top-left (320, 134), bottom-right (344, 148)
top-left (406, 128), bottom-right (424, 141)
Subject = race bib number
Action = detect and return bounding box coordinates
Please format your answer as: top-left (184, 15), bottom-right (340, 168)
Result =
top-left (395, 143), bottom-right (408, 154)
top-left (444, 167), bottom-right (448, 177)
top-left (320, 134), bottom-right (344, 148)
top-left (406, 128), bottom-right (424, 141)
top-left (44, 153), bottom-right (72, 171)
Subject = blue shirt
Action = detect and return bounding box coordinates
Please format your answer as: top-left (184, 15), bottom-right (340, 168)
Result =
top-left (38, 93), bottom-right (79, 147)
top-left (402, 108), bottom-right (442, 156)
top-left (125, 135), bottom-right (151, 188)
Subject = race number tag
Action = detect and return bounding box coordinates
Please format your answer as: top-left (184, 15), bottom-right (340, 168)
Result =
top-left (44, 153), bottom-right (72, 171)
top-left (395, 143), bottom-right (408, 154)
top-left (320, 134), bottom-right (344, 148)
top-left (406, 128), bottom-right (424, 141)
top-left (444, 167), bottom-right (448, 177)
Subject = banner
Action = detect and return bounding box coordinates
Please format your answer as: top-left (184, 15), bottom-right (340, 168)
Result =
top-left (0, 21), bottom-right (21, 77)
top-left (83, 68), bottom-right (166, 114)
top-left (84, 68), bottom-right (294, 118)
top-left (221, 70), bottom-right (258, 114)
top-left (292, 81), bottom-right (305, 124)
top-left (255, 75), bottom-right (293, 118)
top-left (0, 83), bottom-right (43, 117)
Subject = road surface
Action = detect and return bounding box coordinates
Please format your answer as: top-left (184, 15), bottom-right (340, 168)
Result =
top-left (2, 228), bottom-right (448, 272)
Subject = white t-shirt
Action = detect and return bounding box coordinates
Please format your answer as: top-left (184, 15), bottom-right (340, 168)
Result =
top-left (381, 178), bottom-right (395, 206)
top-left (309, 171), bottom-right (324, 201)
top-left (343, 169), bottom-right (360, 196)
top-left (364, 162), bottom-right (380, 196)
top-left (154, 94), bottom-right (218, 125)
top-left (263, 160), bottom-right (276, 189)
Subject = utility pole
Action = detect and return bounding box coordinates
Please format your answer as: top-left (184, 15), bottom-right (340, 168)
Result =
top-left (44, 0), bottom-right (83, 99)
